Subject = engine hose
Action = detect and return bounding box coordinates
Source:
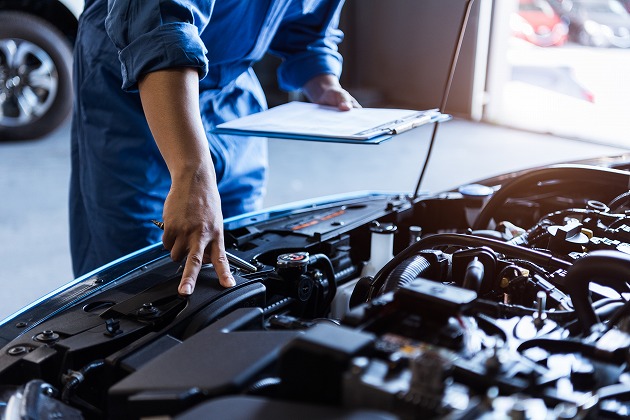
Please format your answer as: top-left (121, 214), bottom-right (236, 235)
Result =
top-left (247, 377), bottom-right (282, 396)
top-left (608, 190), bottom-right (630, 212)
top-left (562, 250), bottom-right (630, 335)
top-left (308, 253), bottom-right (337, 313)
top-left (367, 233), bottom-right (571, 302)
top-left (503, 258), bottom-right (552, 278)
top-left (564, 301), bottom-right (625, 335)
top-left (381, 255), bottom-right (431, 295)
top-left (61, 359), bottom-right (106, 402)
top-left (472, 165), bottom-right (630, 231)
top-left (540, 208), bottom-right (626, 224)
top-left (472, 299), bottom-right (576, 323)
top-left (517, 336), bottom-right (627, 365)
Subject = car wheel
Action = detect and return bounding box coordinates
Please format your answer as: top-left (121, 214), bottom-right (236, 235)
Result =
top-left (0, 11), bottom-right (73, 141)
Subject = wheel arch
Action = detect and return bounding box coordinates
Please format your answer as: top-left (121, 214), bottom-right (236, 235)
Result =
top-left (0, 0), bottom-right (79, 44)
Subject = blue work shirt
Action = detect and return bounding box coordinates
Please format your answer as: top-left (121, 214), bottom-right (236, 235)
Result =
top-left (105, 0), bottom-right (344, 93)
top-left (70, 0), bottom-right (346, 276)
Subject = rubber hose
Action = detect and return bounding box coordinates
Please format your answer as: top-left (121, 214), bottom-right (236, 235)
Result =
top-left (608, 190), bottom-right (630, 212)
top-left (473, 165), bottom-right (630, 231)
top-left (368, 233), bottom-right (571, 301)
top-left (381, 255), bottom-right (431, 294)
top-left (309, 253), bottom-right (337, 313)
top-left (563, 250), bottom-right (630, 334)
top-left (61, 359), bottom-right (106, 402)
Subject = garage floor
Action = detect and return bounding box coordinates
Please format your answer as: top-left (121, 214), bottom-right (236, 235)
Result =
top-left (1, 118), bottom-right (628, 321)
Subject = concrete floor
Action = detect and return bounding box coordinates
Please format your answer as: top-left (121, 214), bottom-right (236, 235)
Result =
top-left (0, 118), bottom-right (628, 321)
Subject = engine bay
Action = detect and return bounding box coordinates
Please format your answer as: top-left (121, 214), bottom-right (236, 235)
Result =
top-left (2, 160), bottom-right (630, 419)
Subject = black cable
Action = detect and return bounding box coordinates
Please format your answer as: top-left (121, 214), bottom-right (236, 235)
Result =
top-left (413, 0), bottom-right (476, 198)
top-left (608, 217), bottom-right (630, 229)
top-left (472, 165), bottom-right (630, 231)
top-left (61, 359), bottom-right (106, 403)
top-left (541, 208), bottom-right (626, 224)
top-left (608, 190), bottom-right (630, 212)
top-left (602, 299), bottom-right (630, 331)
top-left (366, 233), bottom-right (571, 303)
top-left (517, 334), bottom-right (627, 365)
top-left (472, 299), bottom-right (576, 322)
top-left (503, 259), bottom-right (552, 279)
top-left (496, 264), bottom-right (524, 280)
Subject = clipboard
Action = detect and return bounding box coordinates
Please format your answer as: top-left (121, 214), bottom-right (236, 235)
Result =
top-left (212, 101), bottom-right (451, 145)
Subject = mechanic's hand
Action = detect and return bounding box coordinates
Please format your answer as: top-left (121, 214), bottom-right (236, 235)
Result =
top-left (138, 68), bottom-right (236, 296)
top-left (302, 74), bottom-right (361, 111)
top-left (161, 161), bottom-right (236, 296)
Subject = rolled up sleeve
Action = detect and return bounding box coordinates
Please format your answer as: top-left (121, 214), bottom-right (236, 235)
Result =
top-left (105, 0), bottom-right (214, 91)
top-left (269, 0), bottom-right (345, 92)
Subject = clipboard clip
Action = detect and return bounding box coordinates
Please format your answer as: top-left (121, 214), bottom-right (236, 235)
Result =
top-left (354, 109), bottom-right (440, 138)
top-left (390, 114), bottom-right (432, 134)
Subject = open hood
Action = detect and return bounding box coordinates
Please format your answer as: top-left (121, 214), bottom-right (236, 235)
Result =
top-left (2, 153), bottom-right (630, 419)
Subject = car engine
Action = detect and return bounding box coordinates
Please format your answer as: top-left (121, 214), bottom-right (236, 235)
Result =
top-left (2, 160), bottom-right (630, 419)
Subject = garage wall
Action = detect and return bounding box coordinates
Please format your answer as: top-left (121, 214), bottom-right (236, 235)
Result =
top-left (339, 0), bottom-right (488, 117)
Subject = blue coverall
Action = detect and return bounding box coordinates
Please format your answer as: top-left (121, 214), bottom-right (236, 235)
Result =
top-left (70, 0), bottom-right (345, 276)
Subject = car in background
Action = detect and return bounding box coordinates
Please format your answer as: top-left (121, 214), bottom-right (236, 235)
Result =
top-left (615, 0), bottom-right (630, 12)
top-left (549, 0), bottom-right (630, 48)
top-left (512, 0), bottom-right (569, 47)
top-left (0, 0), bottom-right (82, 141)
top-left (511, 64), bottom-right (595, 102)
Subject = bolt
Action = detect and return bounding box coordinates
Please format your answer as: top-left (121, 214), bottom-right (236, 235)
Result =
top-left (138, 302), bottom-right (159, 317)
top-left (34, 330), bottom-right (59, 343)
top-left (15, 321), bottom-right (28, 328)
top-left (533, 291), bottom-right (547, 329)
top-left (8, 346), bottom-right (27, 356)
top-left (350, 357), bottom-right (369, 374)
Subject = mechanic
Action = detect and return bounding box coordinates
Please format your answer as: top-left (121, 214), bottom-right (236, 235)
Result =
top-left (70, 0), bottom-right (359, 296)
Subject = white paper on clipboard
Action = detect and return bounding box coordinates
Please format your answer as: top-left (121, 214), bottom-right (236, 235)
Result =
top-left (213, 101), bottom-right (446, 142)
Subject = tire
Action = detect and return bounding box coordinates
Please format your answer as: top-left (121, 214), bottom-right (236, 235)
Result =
top-left (0, 11), bottom-right (73, 141)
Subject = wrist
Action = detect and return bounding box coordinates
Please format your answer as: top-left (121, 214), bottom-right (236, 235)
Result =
top-left (169, 151), bottom-right (215, 185)
top-left (302, 73), bottom-right (340, 103)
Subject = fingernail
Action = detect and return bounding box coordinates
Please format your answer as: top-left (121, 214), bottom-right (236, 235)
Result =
top-left (227, 276), bottom-right (236, 287)
top-left (179, 284), bottom-right (192, 295)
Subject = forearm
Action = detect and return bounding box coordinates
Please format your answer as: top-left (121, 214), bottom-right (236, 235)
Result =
top-left (137, 67), bottom-right (234, 293)
top-left (138, 67), bottom-right (212, 181)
